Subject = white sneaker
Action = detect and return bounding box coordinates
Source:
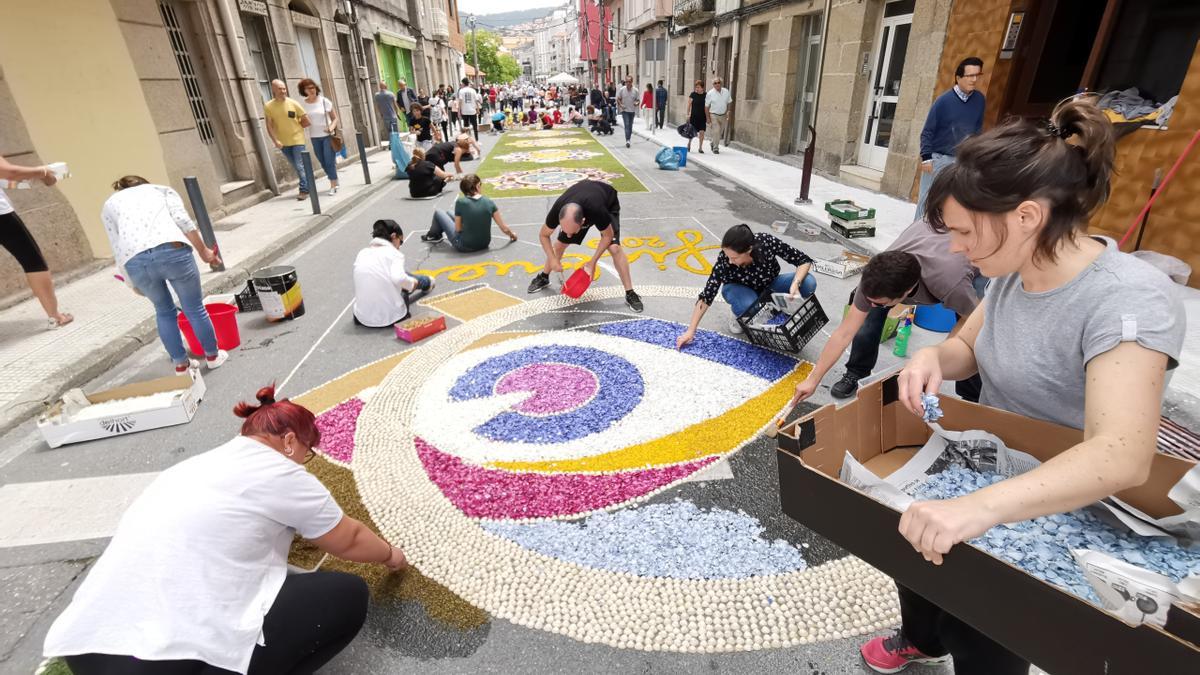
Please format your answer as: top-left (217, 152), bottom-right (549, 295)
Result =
top-left (175, 358), bottom-right (200, 373)
top-left (728, 318), bottom-right (744, 335)
top-left (328, 186), bottom-right (339, 196)
top-left (205, 350), bottom-right (229, 370)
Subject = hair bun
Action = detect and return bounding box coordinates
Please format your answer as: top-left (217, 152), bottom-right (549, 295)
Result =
top-left (233, 384), bottom-right (278, 418)
top-left (255, 385), bottom-right (277, 405)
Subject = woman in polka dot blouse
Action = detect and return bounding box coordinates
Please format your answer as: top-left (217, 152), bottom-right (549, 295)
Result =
top-left (676, 224), bottom-right (816, 348)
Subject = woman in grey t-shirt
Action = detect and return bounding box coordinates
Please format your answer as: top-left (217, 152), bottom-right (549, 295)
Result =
top-left (860, 98), bottom-right (1185, 674)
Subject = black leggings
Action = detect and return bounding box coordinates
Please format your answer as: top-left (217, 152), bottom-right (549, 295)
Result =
top-left (65, 571), bottom-right (369, 675)
top-left (898, 585), bottom-right (1029, 675)
top-left (461, 113), bottom-right (479, 140)
top-left (0, 211), bottom-right (48, 273)
top-left (439, 119), bottom-right (449, 141)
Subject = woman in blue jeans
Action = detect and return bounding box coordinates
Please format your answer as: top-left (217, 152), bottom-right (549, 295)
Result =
top-left (676, 224), bottom-right (816, 348)
top-left (101, 176), bottom-right (228, 373)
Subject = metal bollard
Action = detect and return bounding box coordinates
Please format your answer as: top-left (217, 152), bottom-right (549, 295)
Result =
top-left (794, 125), bottom-right (817, 206)
top-left (301, 150), bottom-right (320, 215)
top-left (356, 131), bottom-right (371, 185)
top-left (182, 176), bottom-right (226, 271)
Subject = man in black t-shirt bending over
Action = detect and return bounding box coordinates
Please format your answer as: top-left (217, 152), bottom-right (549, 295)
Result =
top-left (527, 180), bottom-right (643, 312)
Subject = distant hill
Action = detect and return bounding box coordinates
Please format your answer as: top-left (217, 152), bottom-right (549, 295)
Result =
top-left (459, 6), bottom-right (558, 32)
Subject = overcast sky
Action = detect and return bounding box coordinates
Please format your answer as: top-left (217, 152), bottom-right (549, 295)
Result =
top-left (456, 0), bottom-right (561, 16)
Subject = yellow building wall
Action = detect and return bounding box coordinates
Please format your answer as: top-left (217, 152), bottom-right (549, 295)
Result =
top-left (0, 1), bottom-right (170, 258)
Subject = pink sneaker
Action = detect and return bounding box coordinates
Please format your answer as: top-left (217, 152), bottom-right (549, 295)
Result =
top-left (861, 631), bottom-right (951, 673)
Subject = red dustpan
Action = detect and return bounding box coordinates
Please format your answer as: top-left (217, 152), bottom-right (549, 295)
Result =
top-left (562, 268), bottom-right (592, 298)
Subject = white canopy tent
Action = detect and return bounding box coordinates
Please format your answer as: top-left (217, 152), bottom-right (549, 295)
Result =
top-left (547, 72), bottom-right (579, 85)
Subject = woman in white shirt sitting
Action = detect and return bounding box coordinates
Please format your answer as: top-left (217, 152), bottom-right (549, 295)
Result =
top-left (101, 176), bottom-right (228, 373)
top-left (299, 78), bottom-right (339, 196)
top-left (353, 219), bottom-right (435, 327)
top-left (44, 385), bottom-right (408, 675)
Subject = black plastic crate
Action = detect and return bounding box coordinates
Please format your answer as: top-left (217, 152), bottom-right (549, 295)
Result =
top-left (235, 280), bottom-right (262, 312)
top-left (737, 291), bottom-right (828, 353)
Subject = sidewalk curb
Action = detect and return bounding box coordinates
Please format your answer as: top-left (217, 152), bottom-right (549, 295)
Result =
top-left (630, 127), bottom-right (878, 255)
top-left (0, 174), bottom-right (397, 439)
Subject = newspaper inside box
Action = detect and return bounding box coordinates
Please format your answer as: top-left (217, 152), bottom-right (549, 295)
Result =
top-left (813, 250), bottom-right (871, 279)
top-left (38, 370), bottom-right (205, 448)
top-left (775, 374), bottom-right (1200, 674)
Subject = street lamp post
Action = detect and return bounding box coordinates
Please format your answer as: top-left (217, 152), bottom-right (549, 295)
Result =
top-left (468, 14), bottom-right (480, 88)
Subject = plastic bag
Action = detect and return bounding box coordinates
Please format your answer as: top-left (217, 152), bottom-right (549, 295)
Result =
top-left (655, 147), bottom-right (680, 171)
top-left (1130, 250), bottom-right (1191, 285)
top-left (390, 131), bottom-right (411, 180)
top-left (677, 122), bottom-right (696, 139)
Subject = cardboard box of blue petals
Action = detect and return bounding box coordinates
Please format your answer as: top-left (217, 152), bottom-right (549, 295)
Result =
top-left (776, 374), bottom-right (1200, 674)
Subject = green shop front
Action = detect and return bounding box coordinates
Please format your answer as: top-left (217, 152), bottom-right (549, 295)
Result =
top-left (376, 30), bottom-right (417, 131)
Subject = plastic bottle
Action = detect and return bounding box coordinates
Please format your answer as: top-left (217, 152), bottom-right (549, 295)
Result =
top-left (893, 315), bottom-right (912, 357)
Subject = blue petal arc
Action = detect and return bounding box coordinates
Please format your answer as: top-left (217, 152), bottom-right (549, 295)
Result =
top-left (597, 319), bottom-right (796, 381)
top-left (450, 345), bottom-right (644, 443)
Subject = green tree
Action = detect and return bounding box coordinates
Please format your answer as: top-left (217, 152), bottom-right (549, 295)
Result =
top-left (465, 29), bottom-right (521, 84)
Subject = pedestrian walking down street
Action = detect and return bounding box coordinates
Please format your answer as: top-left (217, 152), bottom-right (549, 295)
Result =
top-left (687, 80), bottom-right (707, 154)
top-left (43, 386), bottom-right (407, 675)
top-left (654, 80), bottom-right (668, 130)
top-left (528, 179), bottom-right (643, 313)
top-left (430, 92), bottom-right (448, 142)
top-left (263, 79), bottom-right (311, 200)
top-left (915, 56), bottom-right (985, 218)
top-left (395, 80), bottom-right (419, 126)
top-left (373, 82), bottom-right (400, 143)
top-left (100, 176), bottom-right (228, 373)
top-left (676, 225), bottom-right (818, 345)
top-left (790, 218), bottom-right (985, 405)
top-left (449, 96), bottom-right (461, 135)
top-left (458, 78), bottom-right (481, 141)
top-left (409, 104), bottom-right (434, 152)
top-left (0, 157), bottom-right (73, 330)
top-left (299, 78), bottom-right (339, 196)
top-left (861, 97), bottom-right (1185, 675)
top-left (616, 77), bottom-right (640, 148)
top-left (705, 77), bottom-right (733, 154)
top-left (641, 84), bottom-right (655, 135)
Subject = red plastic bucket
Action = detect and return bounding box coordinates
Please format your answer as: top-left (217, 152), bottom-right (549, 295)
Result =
top-left (562, 268), bottom-right (592, 298)
top-left (179, 303), bottom-right (241, 355)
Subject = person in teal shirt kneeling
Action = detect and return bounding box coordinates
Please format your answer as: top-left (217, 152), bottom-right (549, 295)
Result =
top-left (420, 174), bottom-right (517, 251)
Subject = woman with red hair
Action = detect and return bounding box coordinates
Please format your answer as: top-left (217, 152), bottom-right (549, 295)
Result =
top-left (44, 386), bottom-right (406, 675)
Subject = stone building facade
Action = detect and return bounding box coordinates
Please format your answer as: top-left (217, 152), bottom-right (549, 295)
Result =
top-left (0, 0), bottom-right (460, 300)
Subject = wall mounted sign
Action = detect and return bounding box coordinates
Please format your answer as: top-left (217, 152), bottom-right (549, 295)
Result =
top-left (1000, 11), bottom-right (1024, 59)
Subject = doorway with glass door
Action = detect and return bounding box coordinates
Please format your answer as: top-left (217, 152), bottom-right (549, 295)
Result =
top-left (857, 0), bottom-right (913, 172)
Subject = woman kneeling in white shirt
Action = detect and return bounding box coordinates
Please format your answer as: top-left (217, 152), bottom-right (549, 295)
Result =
top-left (353, 219), bottom-right (435, 327)
top-left (44, 386), bottom-right (408, 675)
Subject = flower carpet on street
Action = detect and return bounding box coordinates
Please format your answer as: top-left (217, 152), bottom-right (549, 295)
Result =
top-left (494, 149), bottom-right (602, 163)
top-left (291, 286), bottom-right (901, 653)
top-left (474, 125), bottom-right (647, 197)
top-left (486, 167), bottom-right (624, 192)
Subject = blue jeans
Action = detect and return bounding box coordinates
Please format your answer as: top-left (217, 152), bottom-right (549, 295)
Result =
top-left (722, 272), bottom-right (817, 318)
top-left (621, 111), bottom-right (635, 142)
top-left (915, 152), bottom-right (954, 219)
top-left (310, 136), bottom-right (338, 182)
top-left (427, 210), bottom-right (481, 252)
top-left (125, 243), bottom-right (218, 364)
top-left (280, 145), bottom-right (309, 193)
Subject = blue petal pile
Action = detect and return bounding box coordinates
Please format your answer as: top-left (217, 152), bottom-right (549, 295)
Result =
top-left (914, 466), bottom-right (1200, 603)
top-left (920, 393), bottom-right (944, 423)
top-left (482, 501), bottom-right (808, 579)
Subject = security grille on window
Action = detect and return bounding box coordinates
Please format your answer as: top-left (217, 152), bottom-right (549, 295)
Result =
top-left (160, 1), bottom-right (217, 146)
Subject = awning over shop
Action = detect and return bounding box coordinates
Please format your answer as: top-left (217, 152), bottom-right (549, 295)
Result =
top-left (377, 29), bottom-right (416, 51)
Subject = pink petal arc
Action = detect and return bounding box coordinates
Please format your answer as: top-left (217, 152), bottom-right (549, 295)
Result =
top-left (416, 437), bottom-right (716, 520)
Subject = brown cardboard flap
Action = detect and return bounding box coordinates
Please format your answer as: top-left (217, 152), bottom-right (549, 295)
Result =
top-left (87, 373), bottom-right (193, 404)
top-left (863, 447), bottom-right (918, 478)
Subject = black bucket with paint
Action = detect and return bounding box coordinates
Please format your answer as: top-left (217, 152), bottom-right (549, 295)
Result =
top-left (252, 265), bottom-right (305, 321)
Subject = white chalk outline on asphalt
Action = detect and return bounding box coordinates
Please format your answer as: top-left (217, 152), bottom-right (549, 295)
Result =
top-left (277, 300), bottom-right (355, 396)
top-left (0, 472), bottom-right (159, 548)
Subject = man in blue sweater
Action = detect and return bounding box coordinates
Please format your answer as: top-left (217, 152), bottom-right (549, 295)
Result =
top-left (655, 80), bottom-right (668, 130)
top-left (916, 57), bottom-right (985, 218)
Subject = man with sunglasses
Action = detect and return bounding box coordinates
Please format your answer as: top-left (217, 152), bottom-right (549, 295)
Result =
top-left (915, 56), bottom-right (985, 218)
top-left (791, 219), bottom-right (984, 405)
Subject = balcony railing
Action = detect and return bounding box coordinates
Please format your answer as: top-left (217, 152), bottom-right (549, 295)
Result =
top-left (432, 7), bottom-right (449, 41)
top-left (673, 0), bottom-right (714, 27)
